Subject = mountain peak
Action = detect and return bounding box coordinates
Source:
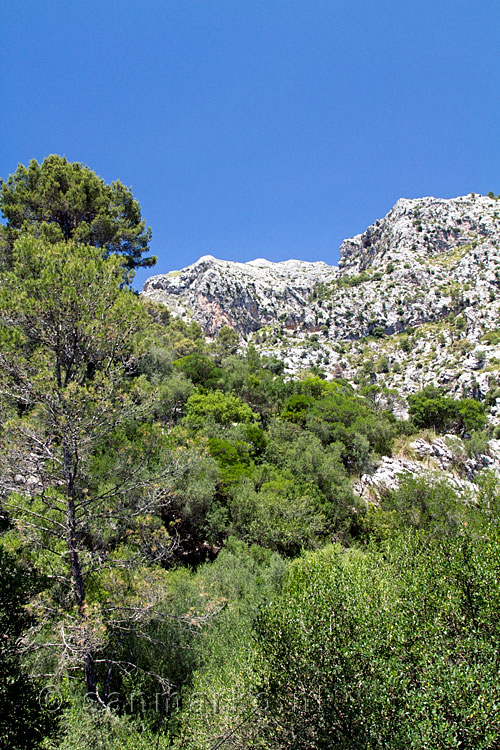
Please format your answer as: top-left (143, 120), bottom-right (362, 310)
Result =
top-left (142, 193), bottom-right (500, 404)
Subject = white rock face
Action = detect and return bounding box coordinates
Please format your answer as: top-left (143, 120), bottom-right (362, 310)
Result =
top-left (353, 434), bottom-right (498, 504)
top-left (143, 256), bottom-right (338, 337)
top-left (142, 193), bottom-right (500, 498)
top-left (143, 194), bottom-right (500, 401)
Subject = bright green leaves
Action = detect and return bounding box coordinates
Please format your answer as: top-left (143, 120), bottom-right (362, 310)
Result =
top-left (256, 523), bottom-right (500, 749)
top-left (208, 437), bottom-right (253, 484)
top-left (183, 389), bottom-right (259, 427)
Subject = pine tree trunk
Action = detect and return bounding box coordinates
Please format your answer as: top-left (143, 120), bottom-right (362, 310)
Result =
top-left (63, 438), bottom-right (98, 700)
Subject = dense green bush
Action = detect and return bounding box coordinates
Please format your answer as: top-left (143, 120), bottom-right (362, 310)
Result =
top-left (183, 390), bottom-right (260, 427)
top-left (0, 549), bottom-right (55, 749)
top-left (173, 353), bottom-right (224, 388)
top-left (172, 539), bottom-right (287, 750)
top-left (408, 386), bottom-right (487, 435)
top-left (255, 520), bottom-right (500, 749)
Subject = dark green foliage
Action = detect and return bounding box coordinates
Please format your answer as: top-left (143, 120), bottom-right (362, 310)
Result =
top-left (0, 155), bottom-right (154, 269)
top-left (262, 353), bottom-right (285, 374)
top-left (161, 450), bottom-right (218, 546)
top-left (408, 386), bottom-right (487, 435)
top-left (280, 393), bottom-right (315, 425)
top-left (242, 423), bottom-right (268, 457)
top-left (399, 333), bottom-right (412, 352)
top-left (0, 548), bottom-right (55, 749)
top-left (370, 325), bottom-right (386, 338)
top-left (180, 376), bottom-right (396, 550)
top-left (306, 390), bottom-right (396, 469)
top-left (281, 378), bottom-right (397, 470)
top-left (173, 353), bottom-right (224, 387)
top-left (191, 414), bottom-right (361, 552)
top-left (208, 437), bottom-right (254, 486)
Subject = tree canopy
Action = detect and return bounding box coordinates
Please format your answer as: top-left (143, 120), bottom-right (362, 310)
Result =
top-left (0, 155), bottom-right (155, 270)
top-left (408, 385), bottom-right (487, 436)
top-left (0, 236), bottom-right (168, 703)
top-left (1, 158), bottom-right (499, 748)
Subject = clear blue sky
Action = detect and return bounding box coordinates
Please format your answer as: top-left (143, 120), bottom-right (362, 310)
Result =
top-left (2, 0), bottom-right (500, 289)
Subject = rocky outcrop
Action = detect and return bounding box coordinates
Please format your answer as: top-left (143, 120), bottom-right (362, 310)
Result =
top-left (143, 255), bottom-right (337, 337)
top-left (143, 194), bottom-right (500, 405)
top-left (353, 435), bottom-right (500, 503)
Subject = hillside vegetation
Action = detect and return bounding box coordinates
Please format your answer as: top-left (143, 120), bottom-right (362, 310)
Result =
top-left (0, 157), bottom-right (499, 749)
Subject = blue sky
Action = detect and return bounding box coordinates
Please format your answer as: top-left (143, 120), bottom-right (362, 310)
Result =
top-left (2, 0), bottom-right (500, 289)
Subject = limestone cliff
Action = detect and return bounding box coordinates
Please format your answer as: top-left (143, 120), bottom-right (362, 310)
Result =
top-left (143, 255), bottom-right (338, 337)
top-left (143, 194), bottom-right (500, 410)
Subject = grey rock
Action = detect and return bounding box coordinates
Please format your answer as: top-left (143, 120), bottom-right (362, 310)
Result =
top-left (143, 193), bottom-right (500, 404)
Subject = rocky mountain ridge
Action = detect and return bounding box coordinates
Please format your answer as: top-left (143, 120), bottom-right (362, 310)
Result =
top-left (143, 193), bottom-right (500, 410)
top-left (143, 255), bottom-right (338, 337)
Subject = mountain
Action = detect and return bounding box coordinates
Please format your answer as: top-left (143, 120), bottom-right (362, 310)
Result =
top-left (143, 255), bottom-right (338, 337)
top-left (143, 193), bottom-right (500, 413)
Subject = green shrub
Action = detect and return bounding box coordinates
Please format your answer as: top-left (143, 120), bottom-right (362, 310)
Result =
top-left (481, 329), bottom-right (500, 346)
top-left (255, 521), bottom-right (500, 749)
top-left (338, 271), bottom-right (371, 288)
top-left (408, 386), bottom-right (487, 436)
top-left (184, 390), bottom-right (259, 427)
